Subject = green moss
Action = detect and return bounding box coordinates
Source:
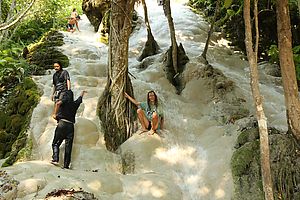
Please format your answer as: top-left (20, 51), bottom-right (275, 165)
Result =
top-left (27, 30), bottom-right (69, 74)
top-left (231, 140), bottom-right (263, 200)
top-left (121, 150), bottom-right (135, 175)
top-left (16, 138), bottom-right (33, 162)
top-left (1, 77), bottom-right (40, 166)
top-left (8, 114), bottom-right (24, 134)
top-left (0, 130), bottom-right (16, 158)
top-left (231, 141), bottom-right (260, 178)
top-left (235, 127), bottom-right (259, 148)
top-left (232, 127), bottom-right (300, 200)
top-left (0, 112), bottom-right (9, 129)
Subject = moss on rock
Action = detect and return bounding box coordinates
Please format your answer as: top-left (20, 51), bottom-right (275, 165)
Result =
top-left (26, 30), bottom-right (69, 74)
top-left (0, 77), bottom-right (40, 166)
top-left (231, 127), bottom-right (300, 200)
top-left (235, 127), bottom-right (259, 148)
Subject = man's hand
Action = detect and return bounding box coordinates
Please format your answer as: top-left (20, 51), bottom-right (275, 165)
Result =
top-left (81, 90), bottom-right (87, 97)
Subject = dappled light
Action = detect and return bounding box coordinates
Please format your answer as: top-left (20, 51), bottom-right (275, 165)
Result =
top-left (154, 145), bottom-right (202, 167)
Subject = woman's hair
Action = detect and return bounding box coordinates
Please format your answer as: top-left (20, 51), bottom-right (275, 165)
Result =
top-left (147, 90), bottom-right (158, 108)
top-left (73, 8), bottom-right (76, 12)
top-left (54, 61), bottom-right (63, 69)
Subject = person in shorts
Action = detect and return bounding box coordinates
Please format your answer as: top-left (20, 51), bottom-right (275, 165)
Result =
top-left (125, 90), bottom-right (164, 135)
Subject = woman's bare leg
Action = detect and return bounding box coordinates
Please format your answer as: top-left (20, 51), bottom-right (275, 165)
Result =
top-left (149, 112), bottom-right (159, 135)
top-left (137, 108), bottom-right (149, 133)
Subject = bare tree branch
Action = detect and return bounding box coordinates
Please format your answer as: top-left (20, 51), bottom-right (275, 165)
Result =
top-left (0, 0), bottom-right (36, 31)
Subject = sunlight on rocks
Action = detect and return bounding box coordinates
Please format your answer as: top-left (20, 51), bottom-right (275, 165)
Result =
top-left (198, 186), bottom-right (210, 195)
top-left (216, 38), bottom-right (231, 48)
top-left (87, 180), bottom-right (101, 191)
top-left (151, 186), bottom-right (167, 198)
top-left (135, 180), bottom-right (166, 198)
top-left (177, 31), bottom-right (192, 41)
top-left (154, 146), bottom-right (197, 166)
top-left (186, 174), bottom-right (200, 185)
top-left (215, 188), bottom-right (225, 199)
top-left (18, 178), bottom-right (46, 198)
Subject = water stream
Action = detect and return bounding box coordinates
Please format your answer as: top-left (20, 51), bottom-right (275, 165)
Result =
top-left (2, 1), bottom-right (287, 199)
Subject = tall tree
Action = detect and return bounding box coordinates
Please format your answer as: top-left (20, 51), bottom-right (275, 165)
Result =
top-left (137, 0), bottom-right (159, 61)
top-left (163, 0), bottom-right (178, 73)
top-left (162, 0), bottom-right (189, 94)
top-left (244, 0), bottom-right (274, 199)
top-left (277, 0), bottom-right (300, 141)
top-left (201, 0), bottom-right (221, 62)
top-left (98, 0), bottom-right (136, 151)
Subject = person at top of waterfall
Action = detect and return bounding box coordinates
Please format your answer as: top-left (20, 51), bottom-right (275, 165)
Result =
top-left (51, 90), bottom-right (87, 169)
top-left (71, 8), bottom-right (78, 19)
top-left (67, 15), bottom-right (80, 32)
top-left (51, 61), bottom-right (71, 120)
top-left (124, 91), bottom-right (164, 135)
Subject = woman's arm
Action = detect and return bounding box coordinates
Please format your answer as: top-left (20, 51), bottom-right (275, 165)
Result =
top-left (124, 92), bottom-right (140, 106)
top-left (160, 117), bottom-right (164, 129)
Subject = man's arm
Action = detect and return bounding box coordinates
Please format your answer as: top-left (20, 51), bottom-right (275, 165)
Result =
top-left (74, 90), bottom-right (87, 105)
top-left (80, 90), bottom-right (87, 97)
top-left (67, 79), bottom-right (71, 90)
top-left (51, 85), bottom-right (56, 101)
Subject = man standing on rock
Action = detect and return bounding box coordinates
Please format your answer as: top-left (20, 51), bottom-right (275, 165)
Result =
top-left (51, 61), bottom-right (71, 120)
top-left (51, 90), bottom-right (87, 169)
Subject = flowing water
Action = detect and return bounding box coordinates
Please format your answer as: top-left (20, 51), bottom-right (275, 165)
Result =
top-left (2, 0), bottom-right (287, 199)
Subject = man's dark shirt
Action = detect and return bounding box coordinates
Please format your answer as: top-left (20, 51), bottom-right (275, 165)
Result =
top-left (53, 70), bottom-right (70, 91)
top-left (57, 95), bottom-right (82, 123)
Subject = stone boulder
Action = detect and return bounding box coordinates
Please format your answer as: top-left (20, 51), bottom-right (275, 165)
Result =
top-left (82, 0), bottom-right (110, 32)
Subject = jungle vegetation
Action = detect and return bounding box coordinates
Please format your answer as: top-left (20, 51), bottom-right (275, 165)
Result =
top-left (189, 0), bottom-right (300, 81)
top-left (0, 0), bottom-right (82, 165)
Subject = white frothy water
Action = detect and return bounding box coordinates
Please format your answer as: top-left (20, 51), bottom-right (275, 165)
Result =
top-left (2, 1), bottom-right (287, 199)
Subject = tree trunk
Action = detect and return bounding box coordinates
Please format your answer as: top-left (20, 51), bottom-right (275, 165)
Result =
top-left (163, 0), bottom-right (178, 73)
top-left (201, 0), bottom-right (221, 61)
top-left (244, 0), bottom-right (274, 199)
top-left (277, 0), bottom-right (300, 141)
top-left (98, 0), bottom-right (137, 151)
top-left (137, 0), bottom-right (160, 61)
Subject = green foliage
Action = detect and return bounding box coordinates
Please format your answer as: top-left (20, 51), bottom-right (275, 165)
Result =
top-left (267, 45), bottom-right (300, 81)
top-left (189, 0), bottom-right (300, 64)
top-left (223, 0), bottom-right (233, 9)
top-left (0, 0), bottom-right (79, 166)
top-left (4, 0), bottom-right (82, 45)
top-left (0, 42), bottom-right (40, 94)
top-left (293, 45), bottom-right (300, 80)
top-left (267, 45), bottom-right (279, 64)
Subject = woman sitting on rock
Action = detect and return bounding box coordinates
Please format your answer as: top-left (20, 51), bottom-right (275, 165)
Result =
top-left (125, 91), bottom-right (164, 135)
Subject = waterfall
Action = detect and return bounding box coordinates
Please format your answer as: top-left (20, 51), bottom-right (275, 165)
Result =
top-left (1, 1), bottom-right (286, 199)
